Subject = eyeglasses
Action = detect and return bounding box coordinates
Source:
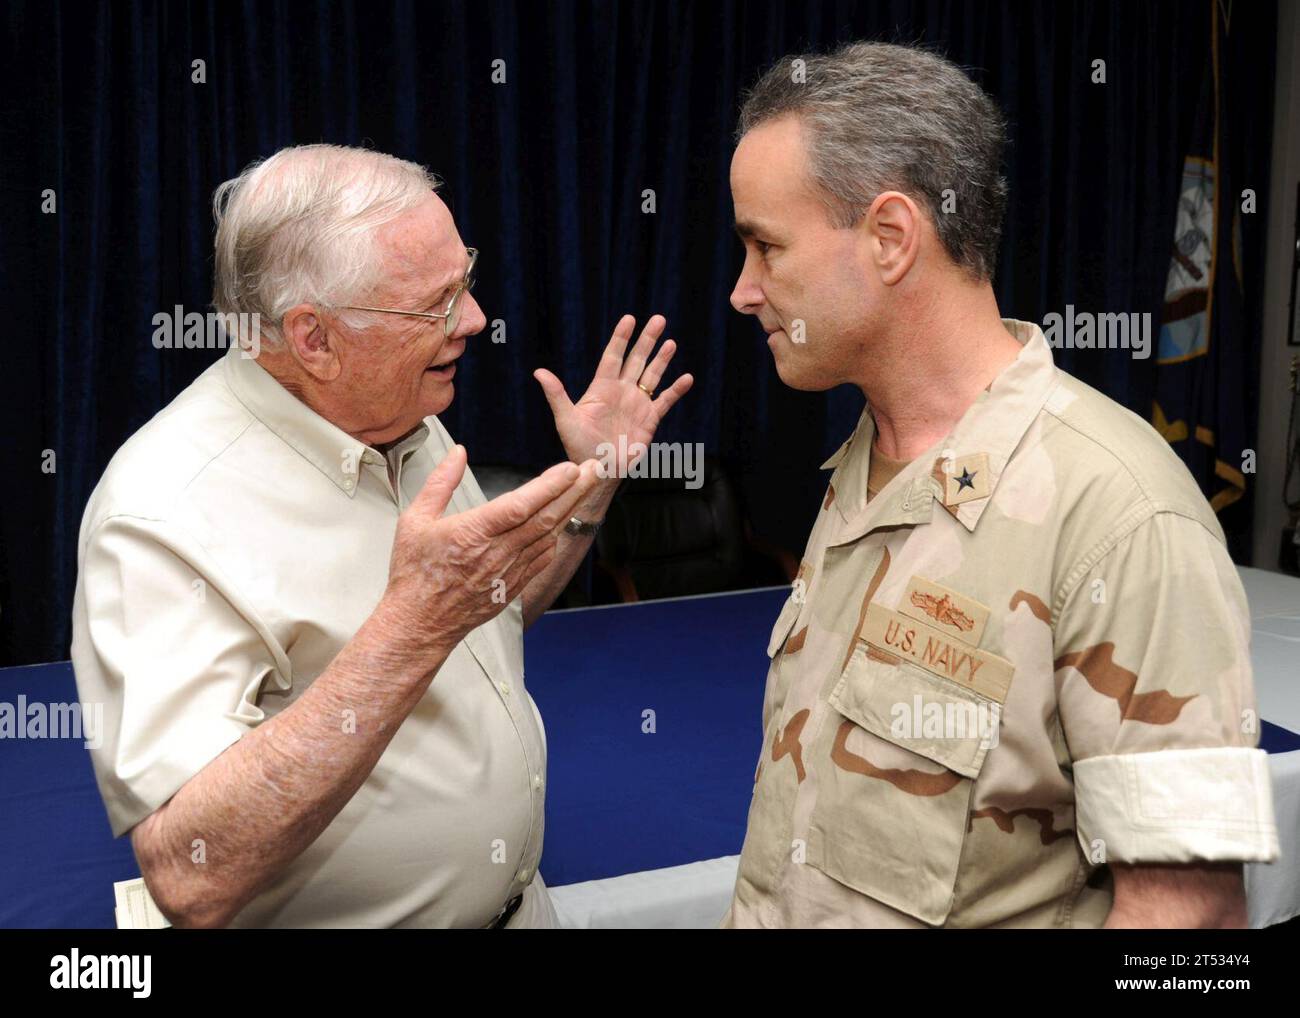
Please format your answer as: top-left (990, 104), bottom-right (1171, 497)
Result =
top-left (339, 247), bottom-right (478, 338)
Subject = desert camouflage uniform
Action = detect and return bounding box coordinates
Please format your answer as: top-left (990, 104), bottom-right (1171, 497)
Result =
top-left (723, 319), bottom-right (1279, 928)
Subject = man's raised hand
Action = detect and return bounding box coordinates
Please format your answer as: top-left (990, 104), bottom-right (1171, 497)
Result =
top-left (384, 446), bottom-right (600, 656)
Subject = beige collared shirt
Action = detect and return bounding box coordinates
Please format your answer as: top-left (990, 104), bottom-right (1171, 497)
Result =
top-left (725, 319), bottom-right (1279, 928)
top-left (71, 344), bottom-right (555, 928)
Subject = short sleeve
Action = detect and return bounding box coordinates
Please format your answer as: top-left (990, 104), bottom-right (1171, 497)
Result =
top-left (1052, 510), bottom-right (1278, 864)
top-left (71, 515), bottom-right (282, 837)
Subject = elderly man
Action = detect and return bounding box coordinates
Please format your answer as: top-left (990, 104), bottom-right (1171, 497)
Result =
top-left (722, 42), bottom-right (1278, 928)
top-left (71, 144), bottom-right (692, 928)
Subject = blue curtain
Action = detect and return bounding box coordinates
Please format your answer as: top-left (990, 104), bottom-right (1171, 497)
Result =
top-left (0, 0), bottom-right (1277, 665)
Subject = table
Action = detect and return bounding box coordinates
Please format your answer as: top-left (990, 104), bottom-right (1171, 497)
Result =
top-left (1, 570), bottom-right (1296, 928)
top-left (534, 570), bottom-right (1300, 928)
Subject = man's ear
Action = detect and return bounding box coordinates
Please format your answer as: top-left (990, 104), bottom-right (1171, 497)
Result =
top-left (280, 303), bottom-right (342, 382)
top-left (862, 190), bottom-right (922, 286)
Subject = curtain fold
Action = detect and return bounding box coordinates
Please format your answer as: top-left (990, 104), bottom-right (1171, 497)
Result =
top-left (0, 0), bottom-right (1278, 664)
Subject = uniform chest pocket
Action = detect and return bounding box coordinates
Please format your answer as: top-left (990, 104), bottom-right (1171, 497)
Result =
top-left (805, 639), bottom-right (1002, 926)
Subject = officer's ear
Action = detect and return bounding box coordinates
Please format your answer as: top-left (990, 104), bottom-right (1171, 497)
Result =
top-left (862, 190), bottom-right (922, 286)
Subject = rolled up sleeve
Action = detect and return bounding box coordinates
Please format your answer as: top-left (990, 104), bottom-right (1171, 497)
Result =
top-left (1053, 510), bottom-right (1278, 864)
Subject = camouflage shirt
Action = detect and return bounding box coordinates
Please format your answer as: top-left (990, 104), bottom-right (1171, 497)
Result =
top-left (724, 319), bottom-right (1279, 928)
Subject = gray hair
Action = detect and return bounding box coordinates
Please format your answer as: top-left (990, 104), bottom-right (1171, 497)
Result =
top-left (737, 41), bottom-right (1008, 281)
top-left (212, 144), bottom-right (440, 348)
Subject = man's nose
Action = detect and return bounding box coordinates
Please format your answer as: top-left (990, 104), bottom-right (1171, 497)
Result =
top-left (730, 258), bottom-right (763, 315)
top-left (453, 291), bottom-right (487, 339)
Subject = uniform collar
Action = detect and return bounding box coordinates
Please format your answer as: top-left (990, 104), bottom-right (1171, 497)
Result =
top-left (222, 345), bottom-right (430, 498)
top-left (821, 318), bottom-right (1060, 535)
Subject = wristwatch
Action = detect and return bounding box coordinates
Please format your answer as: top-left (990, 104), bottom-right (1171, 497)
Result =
top-left (563, 515), bottom-right (603, 537)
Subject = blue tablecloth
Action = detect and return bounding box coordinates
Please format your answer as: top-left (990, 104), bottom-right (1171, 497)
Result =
top-left (2, 585), bottom-right (1297, 927)
top-left (529, 588), bottom-right (779, 887)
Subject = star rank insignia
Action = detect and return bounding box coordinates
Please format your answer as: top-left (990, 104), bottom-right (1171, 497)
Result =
top-left (941, 452), bottom-right (991, 507)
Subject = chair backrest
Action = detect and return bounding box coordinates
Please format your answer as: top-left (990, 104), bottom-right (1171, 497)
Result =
top-left (596, 457), bottom-right (745, 601)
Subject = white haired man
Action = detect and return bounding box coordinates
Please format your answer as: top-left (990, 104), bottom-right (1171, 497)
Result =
top-left (71, 144), bottom-right (692, 928)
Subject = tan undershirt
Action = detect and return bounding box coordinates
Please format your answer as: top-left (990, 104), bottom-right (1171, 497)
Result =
top-left (867, 440), bottom-right (912, 502)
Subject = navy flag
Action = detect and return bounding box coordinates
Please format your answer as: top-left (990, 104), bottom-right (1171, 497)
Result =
top-left (1152, 0), bottom-right (1249, 524)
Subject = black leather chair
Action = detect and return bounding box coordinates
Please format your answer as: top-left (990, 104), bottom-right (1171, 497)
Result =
top-left (594, 456), bottom-right (795, 602)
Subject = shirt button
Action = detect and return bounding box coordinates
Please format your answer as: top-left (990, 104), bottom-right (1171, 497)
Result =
top-left (516, 868), bottom-right (532, 883)
top-left (498, 681), bottom-right (511, 696)
top-left (532, 773), bottom-right (543, 790)
top-left (902, 500), bottom-right (911, 510)
top-left (344, 477), bottom-right (355, 490)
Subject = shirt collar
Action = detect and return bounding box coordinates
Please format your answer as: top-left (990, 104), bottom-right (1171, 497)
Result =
top-left (821, 318), bottom-right (1060, 534)
top-left (222, 345), bottom-right (429, 498)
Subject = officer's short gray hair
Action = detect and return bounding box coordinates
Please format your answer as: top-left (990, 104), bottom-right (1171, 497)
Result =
top-left (212, 144), bottom-right (440, 348)
top-left (737, 41), bottom-right (1008, 282)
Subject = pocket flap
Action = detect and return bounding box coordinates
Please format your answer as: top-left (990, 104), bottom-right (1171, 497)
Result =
top-left (828, 641), bottom-right (999, 779)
